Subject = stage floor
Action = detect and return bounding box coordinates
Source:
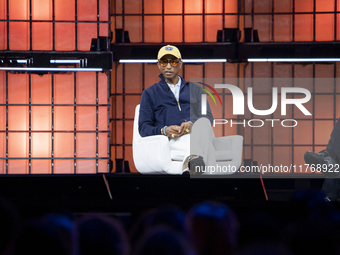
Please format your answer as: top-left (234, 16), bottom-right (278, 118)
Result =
top-left (0, 174), bottom-right (325, 218)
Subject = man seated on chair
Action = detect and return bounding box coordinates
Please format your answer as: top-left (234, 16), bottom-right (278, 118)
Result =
top-left (138, 45), bottom-right (216, 174)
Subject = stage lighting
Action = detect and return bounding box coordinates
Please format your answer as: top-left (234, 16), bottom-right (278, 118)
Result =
top-left (248, 58), bottom-right (340, 62)
top-left (119, 59), bottom-right (227, 64)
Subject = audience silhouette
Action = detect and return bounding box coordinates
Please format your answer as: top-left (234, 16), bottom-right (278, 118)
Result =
top-left (2, 190), bottom-right (340, 255)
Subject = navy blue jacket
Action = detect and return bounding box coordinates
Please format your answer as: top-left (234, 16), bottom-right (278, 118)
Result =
top-left (139, 74), bottom-right (213, 137)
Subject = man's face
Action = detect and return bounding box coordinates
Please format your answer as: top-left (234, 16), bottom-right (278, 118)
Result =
top-left (157, 54), bottom-right (182, 82)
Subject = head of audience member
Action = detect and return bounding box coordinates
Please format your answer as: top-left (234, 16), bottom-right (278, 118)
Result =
top-left (76, 214), bottom-right (129, 255)
top-left (129, 205), bottom-right (187, 246)
top-left (285, 191), bottom-right (340, 255)
top-left (14, 217), bottom-right (73, 255)
top-left (238, 212), bottom-right (281, 247)
top-left (284, 217), bottom-right (338, 255)
top-left (238, 243), bottom-right (292, 255)
top-left (44, 213), bottom-right (78, 255)
top-left (290, 189), bottom-right (330, 221)
top-left (132, 226), bottom-right (192, 255)
top-left (186, 201), bottom-right (239, 255)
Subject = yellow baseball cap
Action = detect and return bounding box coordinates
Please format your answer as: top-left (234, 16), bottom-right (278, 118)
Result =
top-left (157, 45), bottom-right (182, 60)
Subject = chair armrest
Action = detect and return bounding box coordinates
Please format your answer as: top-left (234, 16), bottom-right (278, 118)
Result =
top-left (213, 135), bottom-right (244, 171)
top-left (133, 135), bottom-right (172, 173)
top-left (213, 135), bottom-right (242, 150)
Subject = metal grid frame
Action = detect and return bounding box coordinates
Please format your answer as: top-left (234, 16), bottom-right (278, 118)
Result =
top-left (242, 62), bottom-right (339, 167)
top-left (0, 0), bottom-right (112, 174)
top-left (112, 0), bottom-right (241, 43)
top-left (1, 0), bottom-right (111, 51)
top-left (1, 71), bottom-right (111, 174)
top-left (244, 0), bottom-right (340, 42)
top-left (111, 0), bottom-right (340, 172)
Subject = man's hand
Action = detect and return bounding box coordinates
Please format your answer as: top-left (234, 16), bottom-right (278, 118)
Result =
top-left (178, 121), bottom-right (192, 136)
top-left (165, 122), bottom-right (192, 139)
top-left (165, 125), bottom-right (181, 139)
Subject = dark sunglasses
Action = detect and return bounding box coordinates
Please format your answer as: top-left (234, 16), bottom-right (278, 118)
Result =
top-left (159, 59), bottom-right (180, 67)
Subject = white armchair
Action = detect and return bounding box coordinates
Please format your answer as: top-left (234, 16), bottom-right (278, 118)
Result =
top-left (133, 104), bottom-right (243, 174)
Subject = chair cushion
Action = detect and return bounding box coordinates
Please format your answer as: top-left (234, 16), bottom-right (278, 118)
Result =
top-left (215, 150), bottom-right (233, 161)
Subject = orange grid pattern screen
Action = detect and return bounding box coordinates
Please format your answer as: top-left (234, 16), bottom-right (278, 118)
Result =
top-left (0, 72), bottom-right (109, 174)
top-left (112, 0), bottom-right (340, 43)
top-left (111, 0), bottom-right (340, 173)
top-left (0, 0), bottom-right (109, 51)
top-left (0, 0), bottom-right (110, 174)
